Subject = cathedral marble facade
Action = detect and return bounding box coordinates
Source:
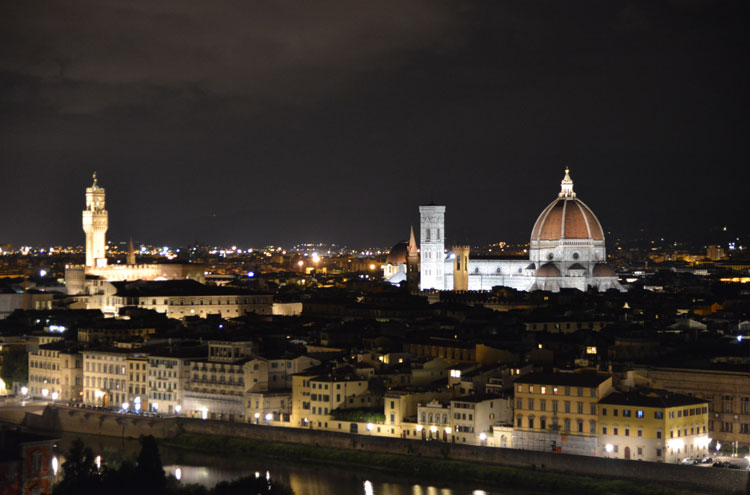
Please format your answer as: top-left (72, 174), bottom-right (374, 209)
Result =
top-left (384, 169), bottom-right (624, 293)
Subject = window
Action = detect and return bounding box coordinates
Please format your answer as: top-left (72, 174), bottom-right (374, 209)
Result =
top-left (577, 402), bottom-right (583, 414)
top-left (656, 448), bottom-right (662, 457)
top-left (516, 398), bottom-right (523, 409)
top-left (624, 428), bottom-right (629, 436)
top-left (636, 410), bottom-right (644, 418)
top-left (723, 395), bottom-right (734, 413)
top-left (613, 427), bottom-right (619, 435)
top-left (637, 429), bottom-right (643, 437)
top-left (590, 403), bottom-right (596, 415)
top-left (564, 418), bottom-right (571, 432)
top-left (31, 451), bottom-right (42, 473)
top-left (654, 411), bottom-right (663, 419)
top-left (564, 401), bottom-right (571, 413)
top-left (637, 447), bottom-right (643, 456)
top-left (540, 399), bottom-right (546, 411)
top-left (528, 399), bottom-right (534, 411)
top-left (517, 416), bottom-right (522, 428)
top-left (528, 417), bottom-right (535, 429)
top-left (623, 410), bottom-right (631, 418)
top-left (656, 430), bottom-right (662, 439)
top-left (602, 408), bottom-right (607, 416)
top-left (602, 426), bottom-right (608, 435)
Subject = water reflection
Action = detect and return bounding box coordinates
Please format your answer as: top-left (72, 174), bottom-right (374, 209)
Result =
top-left (161, 463), bottom-right (515, 495)
top-left (53, 431), bottom-right (525, 495)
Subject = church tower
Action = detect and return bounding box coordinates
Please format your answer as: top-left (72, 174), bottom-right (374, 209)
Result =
top-left (82, 173), bottom-right (108, 268)
top-left (406, 226), bottom-right (420, 293)
top-left (452, 245), bottom-right (470, 291)
top-left (127, 237), bottom-right (136, 265)
top-left (419, 205), bottom-right (446, 290)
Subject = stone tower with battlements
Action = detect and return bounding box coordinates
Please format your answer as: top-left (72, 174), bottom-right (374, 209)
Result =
top-left (82, 173), bottom-right (108, 268)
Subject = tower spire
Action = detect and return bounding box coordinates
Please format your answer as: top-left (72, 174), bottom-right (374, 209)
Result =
top-left (559, 166), bottom-right (576, 198)
top-left (407, 225), bottom-right (418, 256)
top-left (127, 237), bottom-right (136, 265)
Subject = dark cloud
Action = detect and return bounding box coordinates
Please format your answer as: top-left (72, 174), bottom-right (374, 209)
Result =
top-left (0, 0), bottom-right (464, 113)
top-left (0, 1), bottom-right (748, 248)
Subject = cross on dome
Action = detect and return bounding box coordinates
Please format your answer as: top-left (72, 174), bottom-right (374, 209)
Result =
top-left (559, 166), bottom-right (575, 198)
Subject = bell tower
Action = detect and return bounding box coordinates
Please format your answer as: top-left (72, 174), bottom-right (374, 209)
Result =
top-left (82, 172), bottom-right (108, 268)
top-left (419, 204), bottom-right (446, 290)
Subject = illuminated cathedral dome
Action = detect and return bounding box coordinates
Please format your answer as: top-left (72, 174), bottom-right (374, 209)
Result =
top-left (528, 168), bottom-right (606, 266)
top-left (385, 241), bottom-right (408, 265)
top-left (530, 168), bottom-right (604, 243)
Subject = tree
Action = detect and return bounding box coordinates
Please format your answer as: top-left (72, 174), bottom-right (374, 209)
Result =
top-left (1, 346), bottom-right (28, 389)
top-left (135, 435), bottom-right (166, 495)
top-left (52, 438), bottom-right (101, 495)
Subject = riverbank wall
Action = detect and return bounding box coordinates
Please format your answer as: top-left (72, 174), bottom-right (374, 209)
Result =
top-left (5, 405), bottom-right (748, 495)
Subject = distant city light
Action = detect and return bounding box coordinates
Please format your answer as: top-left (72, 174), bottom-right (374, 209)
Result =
top-left (247, 271), bottom-right (255, 278)
top-left (39, 269), bottom-right (47, 277)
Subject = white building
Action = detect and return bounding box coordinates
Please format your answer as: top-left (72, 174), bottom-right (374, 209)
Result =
top-left (66, 174), bottom-right (204, 295)
top-left (386, 169), bottom-right (625, 293)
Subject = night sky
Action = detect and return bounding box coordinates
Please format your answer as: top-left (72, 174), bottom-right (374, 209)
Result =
top-left (1, 1), bottom-right (747, 248)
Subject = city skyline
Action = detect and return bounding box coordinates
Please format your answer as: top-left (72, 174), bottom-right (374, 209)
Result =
top-left (1, 2), bottom-right (747, 246)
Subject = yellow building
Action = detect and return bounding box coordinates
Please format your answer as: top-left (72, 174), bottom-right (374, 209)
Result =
top-left (82, 347), bottom-right (130, 407)
top-left (28, 342), bottom-right (82, 402)
top-left (290, 367), bottom-right (369, 429)
top-left (598, 389), bottom-right (710, 463)
top-left (126, 354), bottom-right (149, 411)
top-left (636, 366), bottom-right (750, 450)
top-left (513, 371), bottom-right (613, 455)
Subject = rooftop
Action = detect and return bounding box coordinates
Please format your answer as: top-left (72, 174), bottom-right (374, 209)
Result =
top-left (514, 371), bottom-right (611, 388)
top-left (599, 389), bottom-right (709, 408)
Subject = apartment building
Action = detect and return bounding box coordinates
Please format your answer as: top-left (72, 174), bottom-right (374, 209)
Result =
top-left (82, 347), bottom-right (131, 407)
top-left (147, 345), bottom-right (205, 415)
top-left (183, 341), bottom-right (255, 421)
top-left (598, 389), bottom-right (710, 463)
top-left (513, 371), bottom-right (613, 455)
top-left (636, 365), bottom-right (750, 449)
top-left (27, 342), bottom-right (82, 401)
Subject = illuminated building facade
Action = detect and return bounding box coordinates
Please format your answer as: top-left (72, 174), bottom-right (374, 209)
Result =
top-left (27, 343), bottom-right (82, 401)
top-left (66, 174), bottom-right (204, 295)
top-left (598, 389), bottom-right (710, 463)
top-left (82, 173), bottom-right (108, 268)
top-left (512, 372), bottom-right (613, 455)
top-left (386, 169), bottom-right (624, 293)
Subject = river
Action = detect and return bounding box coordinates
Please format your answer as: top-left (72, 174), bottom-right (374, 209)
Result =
top-left (53, 431), bottom-right (547, 495)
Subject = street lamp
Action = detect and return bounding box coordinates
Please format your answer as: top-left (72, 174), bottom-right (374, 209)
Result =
top-left (254, 412), bottom-right (260, 424)
top-left (51, 392), bottom-right (58, 402)
top-left (366, 423), bottom-right (374, 434)
top-left (41, 389), bottom-right (49, 398)
top-left (265, 413), bottom-right (273, 422)
top-left (174, 405), bottom-right (181, 415)
top-left (20, 386), bottom-right (28, 397)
